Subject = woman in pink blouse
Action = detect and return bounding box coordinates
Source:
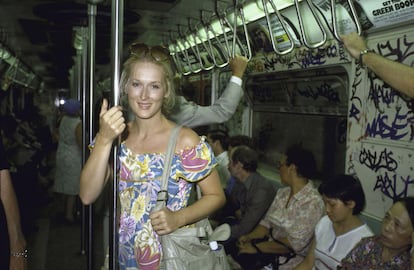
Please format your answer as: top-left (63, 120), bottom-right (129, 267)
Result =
top-left (233, 144), bottom-right (325, 270)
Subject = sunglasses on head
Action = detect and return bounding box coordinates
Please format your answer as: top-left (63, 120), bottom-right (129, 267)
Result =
top-left (128, 42), bottom-right (171, 62)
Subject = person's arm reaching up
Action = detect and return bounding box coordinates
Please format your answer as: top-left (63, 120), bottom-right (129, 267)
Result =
top-left (170, 55), bottom-right (248, 128)
top-left (341, 32), bottom-right (414, 98)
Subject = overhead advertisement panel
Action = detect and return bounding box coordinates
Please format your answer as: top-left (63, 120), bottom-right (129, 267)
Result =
top-left (355, 0), bottom-right (414, 30)
top-left (312, 0), bottom-right (414, 33)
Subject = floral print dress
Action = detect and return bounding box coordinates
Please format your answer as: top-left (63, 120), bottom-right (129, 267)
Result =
top-left (117, 137), bottom-right (216, 270)
top-left (338, 236), bottom-right (411, 270)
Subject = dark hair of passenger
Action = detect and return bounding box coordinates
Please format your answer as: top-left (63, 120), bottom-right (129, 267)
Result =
top-left (231, 145), bottom-right (258, 172)
top-left (285, 144), bottom-right (316, 179)
top-left (208, 129), bottom-right (229, 150)
top-left (228, 135), bottom-right (256, 149)
top-left (394, 196), bottom-right (414, 227)
top-left (318, 174), bottom-right (366, 215)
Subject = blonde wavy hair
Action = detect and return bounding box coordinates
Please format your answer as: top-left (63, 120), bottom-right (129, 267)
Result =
top-left (119, 43), bottom-right (176, 115)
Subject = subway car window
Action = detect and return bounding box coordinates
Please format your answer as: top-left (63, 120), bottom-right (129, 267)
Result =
top-left (247, 67), bottom-right (348, 181)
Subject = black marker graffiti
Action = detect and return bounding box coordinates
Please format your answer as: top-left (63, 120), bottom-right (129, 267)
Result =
top-left (350, 64), bottom-right (363, 108)
top-left (296, 82), bottom-right (340, 103)
top-left (349, 103), bottom-right (361, 121)
top-left (377, 34), bottom-right (414, 63)
top-left (368, 78), bottom-right (398, 108)
top-left (365, 109), bottom-right (410, 140)
top-left (359, 147), bottom-right (398, 172)
top-left (263, 54), bottom-right (291, 70)
top-left (374, 172), bottom-right (414, 200)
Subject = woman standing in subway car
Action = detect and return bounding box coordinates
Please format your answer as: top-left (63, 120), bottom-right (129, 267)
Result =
top-left (79, 43), bottom-right (225, 269)
top-left (53, 99), bottom-right (82, 224)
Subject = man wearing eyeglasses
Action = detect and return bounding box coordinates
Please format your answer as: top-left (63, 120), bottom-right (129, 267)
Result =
top-left (169, 55), bottom-right (248, 127)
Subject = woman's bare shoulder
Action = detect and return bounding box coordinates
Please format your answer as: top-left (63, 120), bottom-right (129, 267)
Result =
top-left (176, 126), bottom-right (202, 150)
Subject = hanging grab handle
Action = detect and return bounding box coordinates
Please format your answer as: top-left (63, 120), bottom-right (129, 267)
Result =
top-left (169, 30), bottom-right (193, 75)
top-left (177, 24), bottom-right (202, 74)
top-left (196, 12), bottom-right (218, 70)
top-left (230, 0), bottom-right (252, 60)
top-left (167, 31), bottom-right (190, 76)
top-left (331, 0), bottom-right (362, 41)
top-left (204, 22), bottom-right (230, 68)
top-left (214, 0), bottom-right (232, 61)
top-left (199, 10), bottom-right (230, 68)
top-left (261, 0), bottom-right (295, 55)
top-left (164, 32), bottom-right (180, 74)
top-left (294, 0), bottom-right (327, 49)
top-left (187, 17), bottom-right (215, 71)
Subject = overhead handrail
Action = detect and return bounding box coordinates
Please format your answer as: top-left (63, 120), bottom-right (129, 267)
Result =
top-left (293, 0), bottom-right (327, 49)
top-left (188, 16), bottom-right (216, 71)
top-left (229, 0), bottom-right (252, 60)
top-left (331, 0), bottom-right (362, 41)
top-left (261, 0), bottom-right (295, 55)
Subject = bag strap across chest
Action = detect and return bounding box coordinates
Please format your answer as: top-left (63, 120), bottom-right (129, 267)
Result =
top-left (154, 125), bottom-right (182, 211)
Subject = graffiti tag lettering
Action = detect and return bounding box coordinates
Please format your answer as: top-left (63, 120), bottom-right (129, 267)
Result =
top-left (359, 147), bottom-right (398, 172)
top-left (374, 172), bottom-right (414, 200)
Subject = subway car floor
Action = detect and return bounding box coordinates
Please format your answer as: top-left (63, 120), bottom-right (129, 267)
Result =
top-left (25, 193), bottom-right (106, 270)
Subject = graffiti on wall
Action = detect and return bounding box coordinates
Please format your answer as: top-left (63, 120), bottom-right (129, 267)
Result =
top-left (364, 34), bottom-right (414, 142)
top-left (253, 42), bottom-right (349, 71)
top-left (359, 146), bottom-right (413, 201)
top-left (347, 30), bottom-right (414, 219)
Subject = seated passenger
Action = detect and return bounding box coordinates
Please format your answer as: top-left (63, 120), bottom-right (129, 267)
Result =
top-left (233, 144), bottom-right (325, 270)
top-left (293, 174), bottom-right (373, 270)
top-left (207, 129), bottom-right (231, 189)
top-left (221, 145), bottom-right (277, 254)
top-left (224, 135), bottom-right (257, 205)
top-left (211, 135), bottom-right (258, 227)
top-left (338, 197), bottom-right (414, 270)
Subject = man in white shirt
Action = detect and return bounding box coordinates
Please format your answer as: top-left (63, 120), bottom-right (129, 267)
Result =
top-left (207, 129), bottom-right (231, 189)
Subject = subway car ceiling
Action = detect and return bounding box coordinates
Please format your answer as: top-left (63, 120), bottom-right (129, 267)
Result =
top-left (0, 0), bottom-right (414, 93)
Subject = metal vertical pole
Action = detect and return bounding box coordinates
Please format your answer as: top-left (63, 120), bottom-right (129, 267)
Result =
top-left (76, 50), bottom-right (82, 102)
top-left (76, 25), bottom-right (87, 260)
top-left (80, 24), bottom-right (89, 257)
top-left (110, 0), bottom-right (123, 269)
top-left (85, 3), bottom-right (98, 270)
